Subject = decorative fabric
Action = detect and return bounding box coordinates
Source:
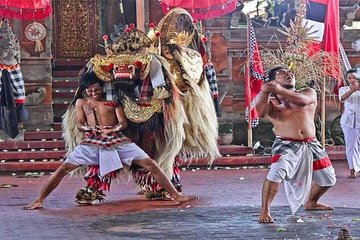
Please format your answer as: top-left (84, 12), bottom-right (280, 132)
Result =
top-left (0, 68), bottom-right (25, 103)
top-left (132, 155), bottom-right (183, 199)
top-left (160, 0), bottom-right (237, 20)
top-left (0, 0), bottom-right (53, 20)
top-left (80, 131), bottom-right (131, 149)
top-left (0, 69), bottom-right (18, 138)
top-left (149, 56), bottom-right (166, 88)
top-left (104, 81), bottom-right (117, 102)
top-left (66, 142), bottom-right (149, 177)
top-left (245, 19), bottom-right (264, 128)
top-left (204, 61), bottom-right (220, 116)
top-left (267, 137), bottom-right (336, 214)
top-left (24, 21), bottom-right (46, 52)
top-left (66, 133), bottom-right (149, 191)
top-left (138, 75), bottom-right (153, 104)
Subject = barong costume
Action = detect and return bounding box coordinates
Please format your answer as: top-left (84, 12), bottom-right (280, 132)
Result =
top-left (339, 86), bottom-right (360, 173)
top-left (63, 8), bottom-right (220, 202)
top-left (267, 137), bottom-right (336, 214)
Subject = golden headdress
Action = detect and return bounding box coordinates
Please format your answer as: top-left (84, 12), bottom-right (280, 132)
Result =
top-left (109, 24), bottom-right (153, 54)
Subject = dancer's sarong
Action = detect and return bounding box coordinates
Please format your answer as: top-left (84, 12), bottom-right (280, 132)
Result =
top-left (65, 131), bottom-right (149, 177)
top-left (267, 137), bottom-right (336, 214)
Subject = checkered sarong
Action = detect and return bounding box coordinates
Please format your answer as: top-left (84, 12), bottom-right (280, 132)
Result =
top-left (0, 68), bottom-right (25, 103)
top-left (80, 131), bottom-right (131, 149)
top-left (267, 137), bottom-right (336, 214)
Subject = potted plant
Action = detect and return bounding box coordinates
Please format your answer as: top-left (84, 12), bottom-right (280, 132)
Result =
top-left (218, 122), bottom-right (233, 145)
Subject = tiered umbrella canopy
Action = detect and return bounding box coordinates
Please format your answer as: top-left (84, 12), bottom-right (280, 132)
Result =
top-left (0, 0), bottom-right (52, 20)
top-left (160, 0), bottom-right (238, 20)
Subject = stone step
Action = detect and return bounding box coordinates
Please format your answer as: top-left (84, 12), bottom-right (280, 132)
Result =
top-left (53, 59), bottom-right (88, 68)
top-left (53, 70), bottom-right (80, 78)
top-left (52, 102), bottom-right (69, 108)
top-left (218, 145), bottom-right (253, 155)
top-left (52, 91), bottom-right (76, 99)
top-left (0, 161), bottom-right (62, 172)
top-left (52, 80), bottom-right (79, 88)
top-left (325, 145), bottom-right (346, 151)
top-left (53, 122), bottom-right (62, 131)
top-left (52, 98), bottom-right (72, 104)
top-left (326, 151), bottom-right (347, 161)
top-left (24, 131), bottom-right (63, 140)
top-left (0, 150), bottom-right (66, 161)
top-left (53, 76), bottom-right (79, 81)
top-left (0, 140), bottom-right (65, 150)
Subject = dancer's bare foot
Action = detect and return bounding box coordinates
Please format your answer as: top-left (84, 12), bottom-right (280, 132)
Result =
top-left (304, 202), bottom-right (334, 211)
top-left (348, 169), bottom-right (357, 178)
top-left (258, 211), bottom-right (274, 223)
top-left (22, 200), bottom-right (43, 210)
top-left (173, 195), bottom-right (199, 205)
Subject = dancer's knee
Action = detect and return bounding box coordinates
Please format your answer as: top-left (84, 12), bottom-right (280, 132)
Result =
top-left (134, 158), bottom-right (158, 172)
top-left (58, 162), bottom-right (78, 175)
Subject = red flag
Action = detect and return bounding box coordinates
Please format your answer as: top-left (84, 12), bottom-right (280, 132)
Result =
top-left (245, 19), bottom-right (264, 128)
top-left (305, 0), bottom-right (343, 91)
top-left (323, 0), bottom-right (343, 93)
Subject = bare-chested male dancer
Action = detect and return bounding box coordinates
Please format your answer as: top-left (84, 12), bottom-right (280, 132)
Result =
top-left (256, 66), bottom-right (336, 223)
top-left (23, 71), bottom-right (196, 210)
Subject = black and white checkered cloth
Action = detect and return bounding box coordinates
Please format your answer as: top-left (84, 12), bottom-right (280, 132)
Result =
top-left (204, 61), bottom-right (221, 116)
top-left (104, 81), bottom-right (117, 102)
top-left (248, 20), bottom-right (264, 81)
top-left (0, 69), bottom-right (25, 103)
top-left (204, 62), bottom-right (219, 99)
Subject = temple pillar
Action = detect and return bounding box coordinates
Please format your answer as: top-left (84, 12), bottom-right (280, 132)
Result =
top-left (13, 17), bottom-right (53, 131)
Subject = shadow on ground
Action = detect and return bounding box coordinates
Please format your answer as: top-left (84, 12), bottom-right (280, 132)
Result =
top-left (93, 206), bottom-right (360, 239)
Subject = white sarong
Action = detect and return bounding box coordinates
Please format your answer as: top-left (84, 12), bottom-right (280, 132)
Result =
top-left (341, 126), bottom-right (360, 173)
top-left (266, 137), bottom-right (336, 214)
top-left (65, 143), bottom-right (149, 177)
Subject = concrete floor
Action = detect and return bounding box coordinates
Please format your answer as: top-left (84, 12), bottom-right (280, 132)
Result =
top-left (0, 161), bottom-right (359, 239)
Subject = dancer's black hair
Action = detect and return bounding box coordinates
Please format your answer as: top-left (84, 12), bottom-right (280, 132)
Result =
top-left (70, 71), bottom-right (104, 106)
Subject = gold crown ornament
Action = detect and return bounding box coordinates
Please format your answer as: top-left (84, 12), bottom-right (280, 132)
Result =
top-left (167, 30), bottom-right (195, 47)
top-left (109, 23), bottom-right (153, 54)
top-left (146, 22), bottom-right (162, 54)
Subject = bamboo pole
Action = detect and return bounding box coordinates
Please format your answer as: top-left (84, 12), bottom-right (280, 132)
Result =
top-left (246, 15), bottom-right (253, 148)
top-left (321, 80), bottom-right (326, 147)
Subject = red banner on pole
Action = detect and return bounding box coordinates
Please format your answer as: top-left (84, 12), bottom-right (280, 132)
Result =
top-left (245, 19), bottom-right (264, 128)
